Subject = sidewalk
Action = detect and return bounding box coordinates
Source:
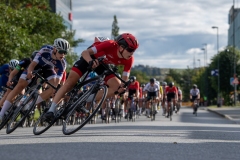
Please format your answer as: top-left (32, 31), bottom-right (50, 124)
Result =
top-left (205, 107), bottom-right (240, 124)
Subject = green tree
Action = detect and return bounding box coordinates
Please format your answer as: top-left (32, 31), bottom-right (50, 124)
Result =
top-left (0, 0), bottom-right (84, 68)
top-left (111, 15), bottom-right (119, 40)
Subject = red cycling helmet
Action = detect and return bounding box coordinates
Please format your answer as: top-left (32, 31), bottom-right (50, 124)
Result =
top-left (116, 33), bottom-right (139, 51)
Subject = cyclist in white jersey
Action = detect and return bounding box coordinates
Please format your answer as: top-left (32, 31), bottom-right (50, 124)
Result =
top-left (190, 84), bottom-right (200, 114)
top-left (143, 78), bottom-right (160, 118)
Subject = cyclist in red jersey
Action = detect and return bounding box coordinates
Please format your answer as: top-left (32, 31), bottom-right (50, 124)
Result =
top-left (45, 33), bottom-right (139, 118)
top-left (124, 76), bottom-right (139, 119)
top-left (165, 82), bottom-right (178, 118)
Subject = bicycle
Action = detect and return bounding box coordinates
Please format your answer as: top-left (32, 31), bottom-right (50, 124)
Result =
top-left (62, 58), bottom-right (132, 135)
top-left (149, 97), bottom-right (156, 121)
top-left (6, 69), bottom-right (59, 134)
top-left (193, 99), bottom-right (199, 116)
top-left (166, 99), bottom-right (174, 121)
top-left (33, 74), bottom-right (99, 135)
top-left (0, 80), bottom-right (37, 131)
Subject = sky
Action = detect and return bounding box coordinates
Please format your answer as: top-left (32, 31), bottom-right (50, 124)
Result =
top-left (71, 0), bottom-right (238, 69)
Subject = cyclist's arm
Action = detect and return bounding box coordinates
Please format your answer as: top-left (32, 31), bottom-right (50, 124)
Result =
top-left (7, 69), bottom-right (19, 83)
top-left (27, 61), bottom-right (38, 74)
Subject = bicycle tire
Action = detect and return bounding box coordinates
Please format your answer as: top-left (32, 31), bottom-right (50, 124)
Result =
top-left (0, 95), bottom-right (23, 130)
top-left (62, 84), bottom-right (108, 135)
top-left (6, 94), bottom-right (38, 134)
top-left (33, 76), bottom-right (100, 135)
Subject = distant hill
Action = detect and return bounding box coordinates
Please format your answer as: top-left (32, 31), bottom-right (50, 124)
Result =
top-left (132, 64), bottom-right (185, 81)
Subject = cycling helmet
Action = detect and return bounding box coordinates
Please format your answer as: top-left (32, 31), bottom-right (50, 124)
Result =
top-left (31, 50), bottom-right (39, 60)
top-left (130, 76), bottom-right (136, 82)
top-left (141, 84), bottom-right (145, 88)
top-left (116, 33), bottom-right (139, 50)
top-left (150, 78), bottom-right (156, 83)
top-left (53, 38), bottom-right (70, 51)
top-left (9, 59), bottom-right (19, 69)
top-left (168, 82), bottom-right (174, 87)
top-left (193, 84), bottom-right (197, 88)
top-left (162, 82), bottom-right (167, 86)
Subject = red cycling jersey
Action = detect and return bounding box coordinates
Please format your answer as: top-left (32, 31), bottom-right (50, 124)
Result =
top-left (91, 40), bottom-right (134, 77)
top-left (165, 86), bottom-right (178, 94)
top-left (61, 71), bottom-right (66, 83)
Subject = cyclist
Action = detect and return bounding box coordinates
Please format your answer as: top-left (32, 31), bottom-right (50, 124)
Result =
top-left (143, 78), bottom-right (160, 118)
top-left (0, 38), bottom-right (69, 123)
top-left (176, 86), bottom-right (182, 113)
top-left (0, 55), bottom-right (34, 108)
top-left (190, 84), bottom-right (200, 114)
top-left (0, 59), bottom-right (19, 106)
top-left (165, 82), bottom-right (178, 118)
top-left (45, 33), bottom-right (139, 119)
top-left (138, 83), bottom-right (145, 115)
top-left (0, 60), bottom-right (19, 95)
top-left (125, 76), bottom-right (139, 119)
top-left (161, 82), bottom-right (167, 116)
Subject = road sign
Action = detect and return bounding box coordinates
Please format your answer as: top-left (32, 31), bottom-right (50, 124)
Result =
top-left (233, 78), bottom-right (239, 85)
top-left (230, 77), bottom-right (234, 86)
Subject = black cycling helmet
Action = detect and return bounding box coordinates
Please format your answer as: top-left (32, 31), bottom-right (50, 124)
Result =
top-left (141, 84), bottom-right (145, 87)
top-left (168, 82), bottom-right (174, 87)
top-left (150, 78), bottom-right (156, 83)
top-left (129, 76), bottom-right (136, 82)
top-left (31, 50), bottom-right (39, 60)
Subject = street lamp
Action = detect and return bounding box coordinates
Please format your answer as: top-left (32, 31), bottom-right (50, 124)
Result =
top-left (212, 26), bottom-right (220, 107)
top-left (197, 59), bottom-right (200, 68)
top-left (201, 48), bottom-right (205, 67)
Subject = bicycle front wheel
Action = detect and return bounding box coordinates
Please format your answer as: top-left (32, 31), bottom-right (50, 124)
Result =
top-left (6, 94), bottom-right (37, 134)
top-left (62, 85), bottom-right (108, 135)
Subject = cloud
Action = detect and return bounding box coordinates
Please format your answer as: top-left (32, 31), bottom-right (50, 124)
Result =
top-left (72, 0), bottom-right (233, 69)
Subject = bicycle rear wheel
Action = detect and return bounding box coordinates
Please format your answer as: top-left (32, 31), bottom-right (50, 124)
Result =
top-left (6, 94), bottom-right (37, 134)
top-left (62, 85), bottom-right (108, 135)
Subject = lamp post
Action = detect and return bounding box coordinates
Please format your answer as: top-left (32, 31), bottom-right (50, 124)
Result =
top-left (197, 59), bottom-right (200, 68)
top-left (201, 48), bottom-right (205, 67)
top-left (212, 26), bottom-right (220, 107)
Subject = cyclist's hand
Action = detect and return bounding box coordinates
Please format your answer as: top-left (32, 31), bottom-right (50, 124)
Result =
top-left (27, 71), bottom-right (33, 79)
top-left (7, 80), bottom-right (13, 86)
top-left (91, 59), bottom-right (99, 68)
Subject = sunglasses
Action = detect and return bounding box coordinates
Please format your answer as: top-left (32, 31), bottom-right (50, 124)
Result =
top-left (57, 50), bottom-right (67, 55)
top-left (126, 47), bottom-right (135, 53)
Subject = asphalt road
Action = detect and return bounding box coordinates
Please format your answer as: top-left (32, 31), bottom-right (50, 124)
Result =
top-left (0, 107), bottom-right (240, 160)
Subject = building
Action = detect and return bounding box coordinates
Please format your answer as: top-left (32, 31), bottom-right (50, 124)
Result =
top-left (49, 0), bottom-right (73, 30)
top-left (228, 5), bottom-right (240, 49)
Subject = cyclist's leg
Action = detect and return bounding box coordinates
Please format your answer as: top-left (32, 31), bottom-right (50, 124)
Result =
top-left (0, 78), bottom-right (28, 119)
top-left (47, 70), bottom-right (80, 114)
top-left (0, 88), bottom-right (11, 107)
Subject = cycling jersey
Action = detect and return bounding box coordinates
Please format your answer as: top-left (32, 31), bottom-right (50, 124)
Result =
top-left (190, 88), bottom-right (200, 96)
top-left (33, 46), bottom-right (66, 79)
top-left (165, 86), bottom-right (178, 94)
top-left (143, 83), bottom-right (159, 92)
top-left (128, 81), bottom-right (140, 99)
top-left (0, 64), bottom-right (10, 92)
top-left (72, 40), bottom-right (133, 82)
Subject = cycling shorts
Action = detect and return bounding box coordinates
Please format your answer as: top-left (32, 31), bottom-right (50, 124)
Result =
top-left (147, 91), bottom-right (157, 101)
top-left (72, 56), bottom-right (115, 83)
top-left (167, 92), bottom-right (175, 102)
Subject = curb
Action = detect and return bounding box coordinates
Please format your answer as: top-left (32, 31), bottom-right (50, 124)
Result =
top-left (206, 108), bottom-right (240, 124)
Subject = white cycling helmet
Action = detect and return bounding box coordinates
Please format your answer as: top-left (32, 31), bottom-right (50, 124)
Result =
top-left (53, 38), bottom-right (70, 51)
top-left (9, 59), bottom-right (19, 69)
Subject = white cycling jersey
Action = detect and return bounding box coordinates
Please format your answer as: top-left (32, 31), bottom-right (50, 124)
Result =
top-left (190, 88), bottom-right (200, 96)
top-left (143, 82), bottom-right (159, 92)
